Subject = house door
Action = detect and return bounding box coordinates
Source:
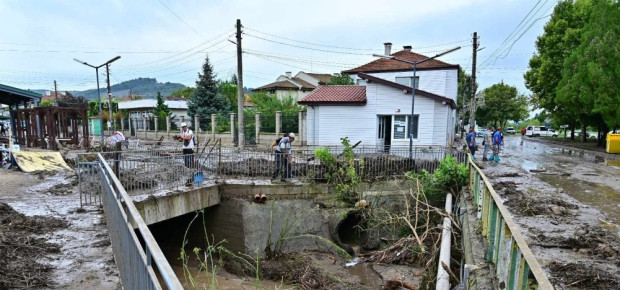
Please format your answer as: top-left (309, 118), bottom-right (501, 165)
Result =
top-left (377, 116), bottom-right (391, 152)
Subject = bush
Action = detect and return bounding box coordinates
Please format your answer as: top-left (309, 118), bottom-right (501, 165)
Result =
top-left (406, 155), bottom-right (468, 206)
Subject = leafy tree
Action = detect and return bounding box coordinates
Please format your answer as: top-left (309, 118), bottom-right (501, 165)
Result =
top-left (187, 55), bottom-right (230, 118)
top-left (39, 100), bottom-right (54, 107)
top-left (327, 74), bottom-right (353, 85)
top-left (56, 92), bottom-right (88, 108)
top-left (524, 0), bottom-right (592, 136)
top-left (457, 67), bottom-right (475, 129)
top-left (218, 81), bottom-right (238, 111)
top-left (249, 92), bottom-right (303, 132)
top-left (170, 87), bottom-right (195, 99)
top-left (230, 74), bottom-right (238, 85)
top-left (557, 0), bottom-right (620, 142)
top-left (476, 82), bottom-right (528, 128)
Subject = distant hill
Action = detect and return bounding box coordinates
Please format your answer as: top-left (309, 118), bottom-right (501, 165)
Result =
top-left (68, 78), bottom-right (186, 100)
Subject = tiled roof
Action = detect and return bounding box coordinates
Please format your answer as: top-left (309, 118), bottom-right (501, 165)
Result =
top-left (357, 73), bottom-right (457, 109)
top-left (253, 77), bottom-right (316, 92)
top-left (298, 86), bottom-right (366, 105)
top-left (344, 49), bottom-right (458, 73)
top-left (306, 73), bottom-right (333, 84)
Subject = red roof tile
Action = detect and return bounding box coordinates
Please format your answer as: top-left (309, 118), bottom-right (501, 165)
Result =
top-left (344, 49), bottom-right (458, 73)
top-left (298, 86), bottom-right (366, 105)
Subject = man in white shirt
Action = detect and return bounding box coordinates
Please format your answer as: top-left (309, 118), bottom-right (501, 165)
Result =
top-left (271, 133), bottom-right (295, 182)
top-left (179, 122), bottom-right (194, 168)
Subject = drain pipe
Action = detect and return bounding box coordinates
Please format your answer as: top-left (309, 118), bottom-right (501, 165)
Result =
top-left (436, 193), bottom-right (453, 289)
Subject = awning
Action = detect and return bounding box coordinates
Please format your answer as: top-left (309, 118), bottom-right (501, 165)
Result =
top-left (0, 83), bottom-right (41, 106)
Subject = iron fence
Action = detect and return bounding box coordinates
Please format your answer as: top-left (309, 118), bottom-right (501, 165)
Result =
top-left (77, 145), bottom-right (466, 199)
top-left (468, 155), bottom-right (553, 289)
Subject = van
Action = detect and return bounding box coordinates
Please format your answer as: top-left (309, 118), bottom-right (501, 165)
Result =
top-left (526, 126), bottom-right (558, 137)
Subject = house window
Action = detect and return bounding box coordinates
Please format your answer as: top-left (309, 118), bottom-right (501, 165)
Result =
top-left (393, 115), bottom-right (419, 139)
top-left (395, 76), bottom-right (419, 89)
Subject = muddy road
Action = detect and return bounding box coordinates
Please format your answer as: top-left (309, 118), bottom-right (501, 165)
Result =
top-left (474, 135), bottom-right (620, 289)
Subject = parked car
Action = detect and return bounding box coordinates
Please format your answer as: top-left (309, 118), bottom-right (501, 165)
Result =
top-left (526, 126), bottom-right (558, 137)
top-left (569, 130), bottom-right (595, 138)
top-left (505, 127), bottom-right (516, 134)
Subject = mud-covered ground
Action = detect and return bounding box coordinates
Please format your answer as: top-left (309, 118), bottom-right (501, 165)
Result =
top-left (474, 135), bottom-right (620, 289)
top-left (0, 169), bottom-right (120, 289)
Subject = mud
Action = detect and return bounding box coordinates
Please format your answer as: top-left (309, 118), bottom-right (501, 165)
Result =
top-left (0, 168), bottom-right (121, 289)
top-left (475, 135), bottom-right (620, 289)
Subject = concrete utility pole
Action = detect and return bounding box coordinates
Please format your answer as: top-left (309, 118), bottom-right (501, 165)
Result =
top-left (106, 64), bottom-right (113, 131)
top-left (236, 19), bottom-right (245, 148)
top-left (54, 80), bottom-right (58, 105)
top-left (469, 32), bottom-right (479, 130)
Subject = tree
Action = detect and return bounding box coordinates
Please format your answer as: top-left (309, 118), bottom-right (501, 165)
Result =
top-left (557, 0), bottom-right (620, 143)
top-left (457, 67), bottom-right (475, 127)
top-left (218, 81), bottom-right (238, 111)
top-left (476, 82), bottom-right (528, 128)
top-left (170, 87), bottom-right (195, 99)
top-left (524, 0), bottom-right (592, 136)
top-left (187, 55), bottom-right (230, 119)
top-left (153, 92), bottom-right (172, 129)
top-left (327, 74), bottom-right (354, 85)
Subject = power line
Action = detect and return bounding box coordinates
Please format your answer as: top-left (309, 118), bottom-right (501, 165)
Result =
top-left (156, 0), bottom-right (208, 41)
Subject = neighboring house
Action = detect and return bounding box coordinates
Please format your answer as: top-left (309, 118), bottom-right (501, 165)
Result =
top-left (300, 43), bottom-right (459, 148)
top-left (252, 71), bottom-right (334, 101)
top-left (117, 99), bottom-right (189, 129)
top-left (41, 91), bottom-right (66, 103)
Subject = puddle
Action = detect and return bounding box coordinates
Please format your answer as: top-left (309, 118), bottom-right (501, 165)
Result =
top-left (346, 263), bottom-right (384, 289)
top-left (521, 160), bottom-right (542, 172)
top-left (170, 264), bottom-right (294, 289)
top-left (538, 174), bottom-right (620, 224)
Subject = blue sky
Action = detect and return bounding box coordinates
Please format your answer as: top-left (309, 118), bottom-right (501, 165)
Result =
top-left (0, 0), bottom-right (556, 96)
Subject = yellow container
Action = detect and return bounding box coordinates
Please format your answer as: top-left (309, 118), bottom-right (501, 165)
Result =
top-left (607, 133), bottom-right (620, 153)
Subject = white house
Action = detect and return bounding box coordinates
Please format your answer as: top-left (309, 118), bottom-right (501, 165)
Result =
top-left (300, 44), bottom-right (459, 148)
top-left (117, 99), bottom-right (189, 129)
top-left (253, 71), bottom-right (334, 101)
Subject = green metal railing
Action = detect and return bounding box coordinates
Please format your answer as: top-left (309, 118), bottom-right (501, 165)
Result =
top-left (468, 155), bottom-right (553, 290)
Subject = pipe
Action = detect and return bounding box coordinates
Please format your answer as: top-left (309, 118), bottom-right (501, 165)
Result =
top-left (436, 193), bottom-right (453, 289)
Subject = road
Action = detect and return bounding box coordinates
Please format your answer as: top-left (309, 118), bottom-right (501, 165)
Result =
top-left (473, 134), bottom-right (620, 289)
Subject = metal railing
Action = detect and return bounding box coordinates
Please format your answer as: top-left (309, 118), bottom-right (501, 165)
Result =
top-left (468, 155), bottom-right (553, 290)
top-left (96, 154), bottom-right (183, 289)
top-left (77, 145), bottom-right (467, 202)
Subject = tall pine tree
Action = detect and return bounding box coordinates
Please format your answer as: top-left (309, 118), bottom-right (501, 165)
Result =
top-left (188, 55), bottom-right (230, 119)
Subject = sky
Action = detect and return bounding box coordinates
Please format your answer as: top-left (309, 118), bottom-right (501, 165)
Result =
top-left (0, 0), bottom-right (557, 96)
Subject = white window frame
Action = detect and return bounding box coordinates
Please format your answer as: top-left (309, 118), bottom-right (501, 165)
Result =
top-left (395, 76), bottom-right (419, 89)
top-left (392, 114), bottom-right (419, 140)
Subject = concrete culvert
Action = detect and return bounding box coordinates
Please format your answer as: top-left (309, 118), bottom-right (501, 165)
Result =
top-left (328, 210), bottom-right (365, 255)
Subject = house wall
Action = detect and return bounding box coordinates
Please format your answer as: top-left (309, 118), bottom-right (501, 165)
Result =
top-left (307, 82), bottom-right (452, 147)
top-left (295, 72), bottom-right (320, 87)
top-left (350, 68), bottom-right (458, 100)
top-left (276, 90), bottom-right (310, 102)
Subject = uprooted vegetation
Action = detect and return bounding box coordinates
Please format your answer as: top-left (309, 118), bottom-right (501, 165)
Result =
top-left (0, 203), bottom-right (68, 289)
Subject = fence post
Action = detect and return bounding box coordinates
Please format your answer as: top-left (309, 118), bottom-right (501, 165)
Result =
top-left (275, 111), bottom-right (282, 137)
top-left (132, 118), bottom-right (138, 137)
top-left (255, 112), bottom-right (261, 145)
top-left (121, 116), bottom-right (125, 133)
top-left (154, 116), bottom-right (159, 137)
top-left (230, 113), bottom-right (236, 145)
top-left (298, 110), bottom-right (304, 146)
top-left (166, 116), bottom-right (170, 138)
top-left (211, 114), bottom-right (217, 140)
top-left (143, 117), bottom-right (147, 138)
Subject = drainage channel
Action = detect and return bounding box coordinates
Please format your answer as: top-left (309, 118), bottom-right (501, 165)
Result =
top-left (143, 182), bottom-right (427, 289)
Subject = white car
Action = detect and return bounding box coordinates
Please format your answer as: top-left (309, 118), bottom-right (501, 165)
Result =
top-left (505, 127), bottom-right (516, 134)
top-left (526, 126), bottom-right (558, 137)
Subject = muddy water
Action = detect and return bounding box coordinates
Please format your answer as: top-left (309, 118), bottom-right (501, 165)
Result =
top-left (170, 264), bottom-right (294, 290)
top-left (500, 136), bottom-right (620, 224)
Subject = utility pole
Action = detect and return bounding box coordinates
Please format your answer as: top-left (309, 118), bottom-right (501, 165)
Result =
top-left (236, 19), bottom-right (245, 148)
top-left (469, 32), bottom-right (478, 130)
top-left (106, 64), bottom-right (113, 132)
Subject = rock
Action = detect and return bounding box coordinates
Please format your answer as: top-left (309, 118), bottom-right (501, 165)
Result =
top-left (578, 248), bottom-right (590, 254)
top-left (550, 205), bottom-right (566, 215)
top-left (575, 228), bottom-right (589, 236)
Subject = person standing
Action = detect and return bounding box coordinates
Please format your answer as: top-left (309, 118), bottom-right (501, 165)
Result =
top-left (492, 127), bottom-right (502, 163)
top-left (179, 122), bottom-right (194, 168)
top-left (482, 127), bottom-right (493, 161)
top-left (465, 128), bottom-right (477, 160)
top-left (0, 122), bottom-right (5, 137)
top-left (271, 133), bottom-right (295, 182)
top-left (521, 127), bottom-right (526, 139)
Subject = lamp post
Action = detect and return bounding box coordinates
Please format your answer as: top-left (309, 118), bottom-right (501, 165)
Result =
top-left (74, 56), bottom-right (121, 143)
top-left (373, 46), bottom-right (460, 159)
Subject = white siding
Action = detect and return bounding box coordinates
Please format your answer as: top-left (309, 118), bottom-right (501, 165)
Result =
top-left (306, 82), bottom-right (454, 147)
top-left (295, 72), bottom-right (320, 87)
top-left (350, 68), bottom-right (458, 100)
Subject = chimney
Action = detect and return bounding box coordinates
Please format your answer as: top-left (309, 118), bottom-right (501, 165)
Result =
top-left (403, 45), bottom-right (412, 52)
top-left (285, 72), bottom-right (292, 78)
top-left (383, 42), bottom-right (392, 55)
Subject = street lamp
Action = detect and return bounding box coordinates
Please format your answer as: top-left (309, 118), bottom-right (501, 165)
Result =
top-left (74, 56), bottom-right (121, 143)
top-left (373, 46), bottom-right (460, 159)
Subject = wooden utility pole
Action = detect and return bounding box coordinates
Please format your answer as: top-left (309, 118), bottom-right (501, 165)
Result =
top-left (469, 32), bottom-right (479, 130)
top-left (236, 19), bottom-right (245, 148)
top-left (54, 80), bottom-right (58, 105)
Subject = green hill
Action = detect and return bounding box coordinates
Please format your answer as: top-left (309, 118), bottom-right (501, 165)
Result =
top-left (69, 78), bottom-right (186, 99)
